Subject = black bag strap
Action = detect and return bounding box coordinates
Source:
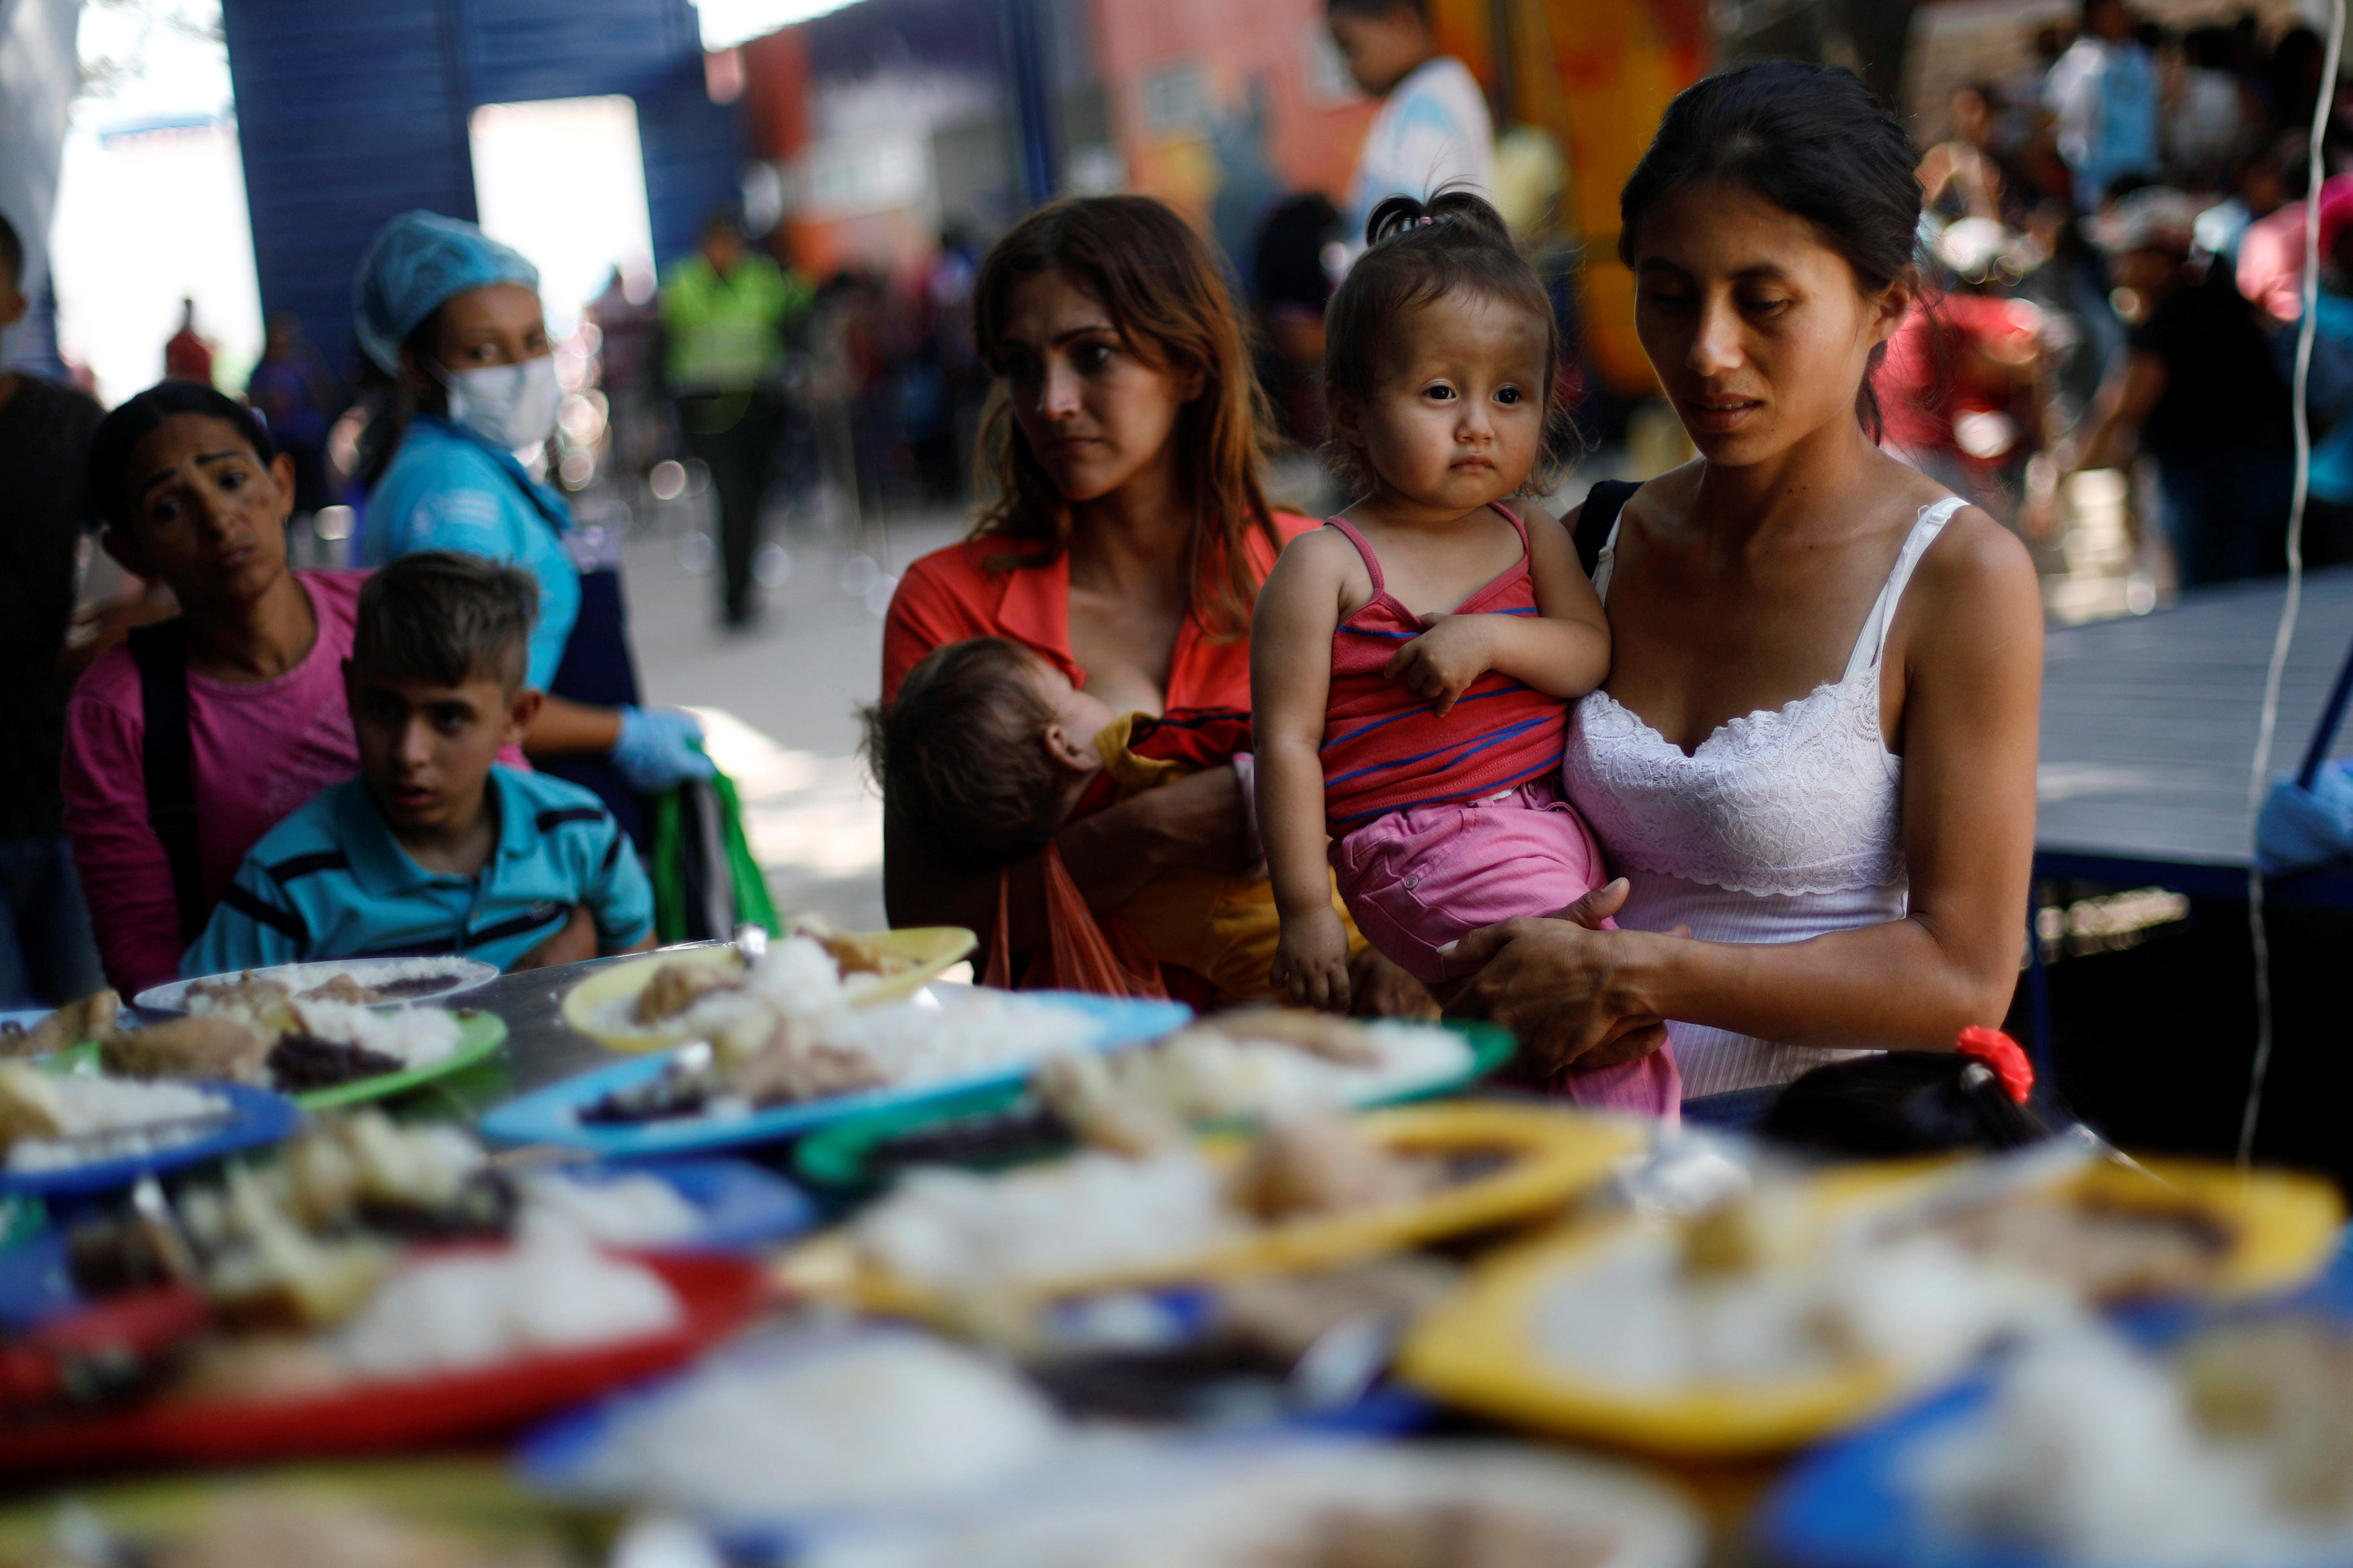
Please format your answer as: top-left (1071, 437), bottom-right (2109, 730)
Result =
top-left (1574, 479), bottom-right (1640, 579)
top-left (128, 619), bottom-right (208, 944)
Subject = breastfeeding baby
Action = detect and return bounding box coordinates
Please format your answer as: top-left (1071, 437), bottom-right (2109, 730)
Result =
top-left (1249, 192), bottom-right (1679, 1115)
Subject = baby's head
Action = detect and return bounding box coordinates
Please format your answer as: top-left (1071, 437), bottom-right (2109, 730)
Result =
top-left (1322, 190), bottom-right (1562, 510)
top-left (865, 638), bottom-right (1119, 872)
top-left (346, 551), bottom-right (540, 839)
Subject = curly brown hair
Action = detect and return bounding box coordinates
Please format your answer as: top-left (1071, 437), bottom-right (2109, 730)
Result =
top-left (970, 196), bottom-right (1281, 638)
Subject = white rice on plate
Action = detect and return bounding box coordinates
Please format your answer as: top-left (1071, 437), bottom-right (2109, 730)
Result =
top-left (5, 1076), bottom-right (230, 1172)
top-left (573, 1330), bottom-right (1068, 1519)
top-left (852, 1149), bottom-right (1241, 1293)
top-left (1109, 1020), bottom-right (1471, 1119)
top-left (815, 990), bottom-right (1099, 1089)
top-left (284, 999), bottom-right (463, 1068)
top-left (332, 1230), bottom-right (683, 1378)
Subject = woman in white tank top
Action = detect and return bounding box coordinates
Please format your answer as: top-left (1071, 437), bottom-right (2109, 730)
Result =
top-left (1448, 64), bottom-right (2044, 1125)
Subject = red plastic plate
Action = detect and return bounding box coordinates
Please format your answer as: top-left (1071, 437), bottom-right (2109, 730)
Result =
top-left (0, 1251), bottom-right (766, 1475)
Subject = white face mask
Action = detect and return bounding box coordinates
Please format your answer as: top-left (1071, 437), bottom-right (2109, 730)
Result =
top-left (442, 355), bottom-right (562, 452)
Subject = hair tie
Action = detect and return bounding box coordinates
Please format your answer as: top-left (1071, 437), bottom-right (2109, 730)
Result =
top-left (1955, 1026), bottom-right (2033, 1104)
top-left (1415, 215), bottom-right (1436, 227)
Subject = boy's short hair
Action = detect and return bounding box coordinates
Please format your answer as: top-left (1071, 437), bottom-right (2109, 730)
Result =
top-left (353, 551), bottom-right (538, 693)
top-left (862, 637), bottom-right (1064, 873)
top-left (1326, 0), bottom-right (1427, 20)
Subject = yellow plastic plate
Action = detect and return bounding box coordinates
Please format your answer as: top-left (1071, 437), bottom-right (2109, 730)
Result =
top-left (0, 1458), bottom-right (594, 1556)
top-left (1397, 1155), bottom-right (2346, 1460)
top-left (776, 1101), bottom-right (1643, 1315)
top-left (560, 927), bottom-right (977, 1053)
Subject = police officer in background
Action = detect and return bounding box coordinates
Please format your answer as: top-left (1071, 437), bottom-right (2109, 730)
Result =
top-left (659, 210), bottom-right (811, 629)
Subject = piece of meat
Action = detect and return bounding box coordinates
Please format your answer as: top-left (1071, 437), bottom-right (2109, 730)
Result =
top-left (0, 1063), bottom-right (66, 1147)
top-left (729, 1013), bottom-right (889, 1104)
top-left (790, 912), bottom-right (913, 977)
top-left (1226, 1115), bottom-right (1436, 1223)
top-left (102, 1018), bottom-right (272, 1085)
top-left (3, 989), bottom-right (122, 1059)
top-left (633, 960), bottom-right (744, 1024)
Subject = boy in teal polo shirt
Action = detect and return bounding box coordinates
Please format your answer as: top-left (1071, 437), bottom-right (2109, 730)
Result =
top-left (183, 553), bottom-right (657, 976)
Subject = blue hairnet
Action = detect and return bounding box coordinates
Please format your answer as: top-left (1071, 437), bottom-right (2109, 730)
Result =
top-left (353, 210), bottom-right (539, 374)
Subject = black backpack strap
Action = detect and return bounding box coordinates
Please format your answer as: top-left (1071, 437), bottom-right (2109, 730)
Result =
top-left (128, 620), bottom-right (208, 944)
top-left (1574, 479), bottom-right (1640, 579)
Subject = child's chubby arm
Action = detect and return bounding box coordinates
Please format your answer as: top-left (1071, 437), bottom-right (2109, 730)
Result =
top-left (1250, 530), bottom-right (1357, 1013)
top-left (1384, 502), bottom-right (1611, 714)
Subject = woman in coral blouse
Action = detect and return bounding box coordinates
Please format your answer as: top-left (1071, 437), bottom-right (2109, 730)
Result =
top-left (881, 195), bottom-right (1427, 1014)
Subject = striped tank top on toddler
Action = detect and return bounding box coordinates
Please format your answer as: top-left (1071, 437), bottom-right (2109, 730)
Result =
top-left (1319, 505), bottom-right (1567, 830)
top-left (1315, 507), bottom-right (1679, 1118)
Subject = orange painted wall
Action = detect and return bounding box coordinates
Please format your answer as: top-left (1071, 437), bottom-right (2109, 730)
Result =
top-left (1086, 0), bottom-right (1380, 224)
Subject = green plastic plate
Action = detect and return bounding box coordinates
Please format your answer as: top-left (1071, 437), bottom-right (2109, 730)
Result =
top-left (793, 1018), bottom-right (1515, 1191)
top-left (292, 1010), bottom-right (508, 1110)
top-left (37, 1011), bottom-right (509, 1112)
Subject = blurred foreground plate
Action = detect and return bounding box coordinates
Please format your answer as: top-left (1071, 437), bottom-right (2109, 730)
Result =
top-left (483, 990), bottom-right (1191, 1157)
top-left (779, 1101), bottom-right (1641, 1315)
top-left (791, 1019), bottom-right (1517, 1191)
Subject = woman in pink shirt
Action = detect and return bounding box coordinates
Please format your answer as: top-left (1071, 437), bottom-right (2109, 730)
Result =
top-left (63, 383), bottom-right (367, 995)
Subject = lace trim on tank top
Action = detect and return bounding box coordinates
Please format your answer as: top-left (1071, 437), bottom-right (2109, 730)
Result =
top-left (1564, 497), bottom-right (1966, 898)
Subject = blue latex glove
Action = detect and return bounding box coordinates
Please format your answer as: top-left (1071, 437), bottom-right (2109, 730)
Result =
top-left (610, 705), bottom-right (715, 794)
top-left (2255, 761), bottom-right (2353, 874)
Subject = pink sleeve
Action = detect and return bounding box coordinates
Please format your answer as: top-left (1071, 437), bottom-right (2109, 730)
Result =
top-left (61, 667), bottom-right (187, 996)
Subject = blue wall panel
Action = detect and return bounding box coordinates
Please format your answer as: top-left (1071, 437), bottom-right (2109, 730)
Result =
top-left (223, 0), bottom-right (739, 381)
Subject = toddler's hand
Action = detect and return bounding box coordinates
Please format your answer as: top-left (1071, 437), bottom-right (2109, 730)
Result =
top-left (1271, 906), bottom-right (1354, 1013)
top-left (1384, 615), bottom-right (1495, 716)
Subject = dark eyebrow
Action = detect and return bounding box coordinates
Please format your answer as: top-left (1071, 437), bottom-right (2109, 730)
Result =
top-left (1047, 323), bottom-right (1119, 347)
top-left (1635, 257), bottom-right (1796, 284)
top-left (134, 450), bottom-right (247, 498)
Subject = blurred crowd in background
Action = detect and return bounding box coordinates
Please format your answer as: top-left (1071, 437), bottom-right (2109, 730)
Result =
top-left (106, 0), bottom-right (2353, 634)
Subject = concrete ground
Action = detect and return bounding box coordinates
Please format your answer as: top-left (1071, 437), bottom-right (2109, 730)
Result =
top-left (623, 496), bottom-right (965, 933)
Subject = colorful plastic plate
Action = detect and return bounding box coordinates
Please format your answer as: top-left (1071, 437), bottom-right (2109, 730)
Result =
top-left (0, 1249), bottom-right (766, 1476)
top-left (561, 928), bottom-right (979, 1053)
top-left (778, 1101), bottom-right (1642, 1315)
top-left (482, 991), bottom-right (1193, 1156)
top-left (0, 1083), bottom-right (302, 1200)
top-left (135, 957), bottom-right (498, 1015)
top-left (0, 1157), bottom-right (812, 1332)
top-left (792, 1020), bottom-right (1517, 1190)
top-left (0, 1458), bottom-right (595, 1561)
top-left (288, 1009), bottom-right (509, 1111)
top-left (36, 1011), bottom-right (509, 1112)
top-left (1396, 1155), bottom-right (2346, 1460)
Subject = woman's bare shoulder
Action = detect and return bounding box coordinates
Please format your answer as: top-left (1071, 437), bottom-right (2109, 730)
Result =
top-left (1915, 501), bottom-right (2038, 609)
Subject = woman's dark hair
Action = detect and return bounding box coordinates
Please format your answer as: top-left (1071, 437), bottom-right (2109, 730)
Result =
top-left (353, 308), bottom-right (446, 491)
top-left (970, 195), bottom-right (1281, 639)
top-left (88, 381), bottom-right (278, 534)
top-left (1322, 189), bottom-right (1565, 497)
top-left (1761, 1052), bottom-right (2051, 1158)
top-left (1618, 62), bottom-right (1926, 440)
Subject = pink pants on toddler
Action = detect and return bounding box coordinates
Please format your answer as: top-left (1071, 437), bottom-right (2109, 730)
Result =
top-left (1328, 778), bottom-right (1681, 1118)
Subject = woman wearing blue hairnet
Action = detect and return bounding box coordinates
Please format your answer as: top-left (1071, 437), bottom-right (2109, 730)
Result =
top-left (354, 211), bottom-right (709, 848)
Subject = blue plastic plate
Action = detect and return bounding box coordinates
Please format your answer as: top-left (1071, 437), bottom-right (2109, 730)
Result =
top-left (0, 1082), bottom-right (301, 1200)
top-left (479, 991), bottom-right (1192, 1156)
top-left (0, 1156), bottom-right (814, 1331)
top-left (1761, 1235), bottom-right (2353, 1568)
